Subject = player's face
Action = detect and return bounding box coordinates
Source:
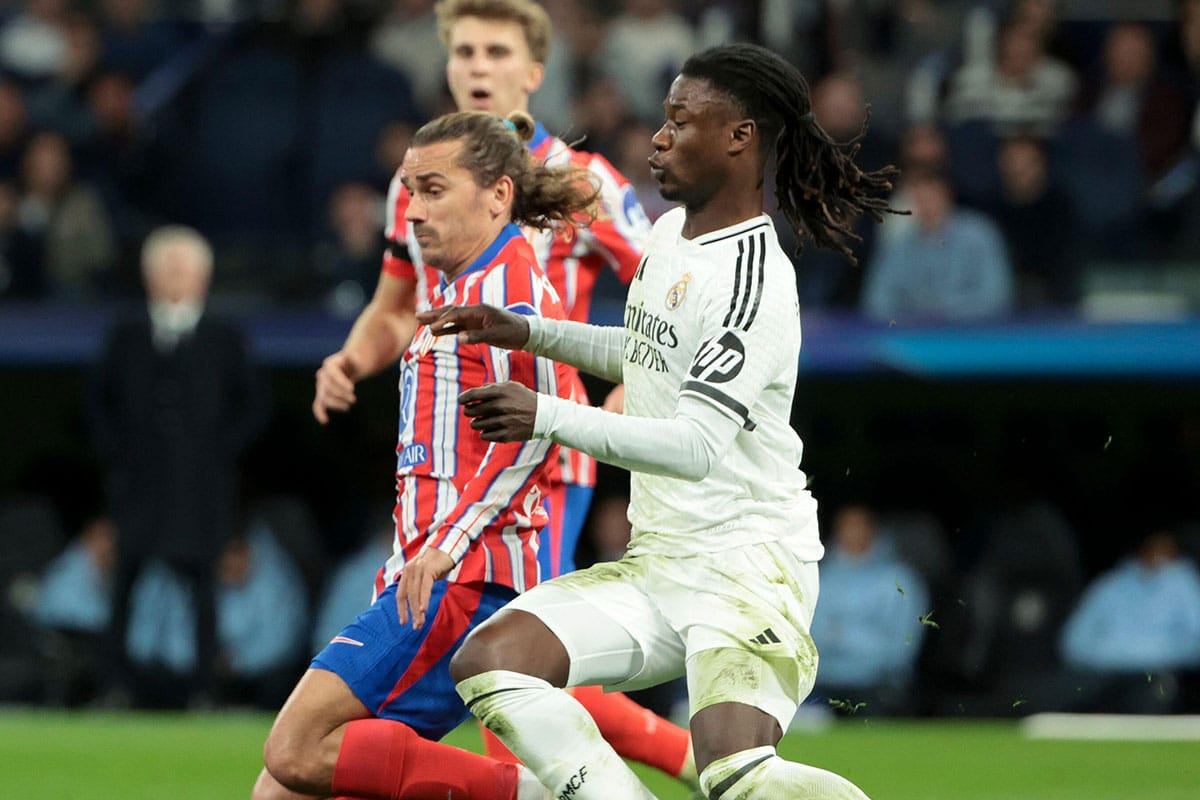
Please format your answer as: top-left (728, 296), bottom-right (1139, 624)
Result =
top-left (401, 139), bottom-right (510, 280)
top-left (446, 16), bottom-right (544, 116)
top-left (649, 75), bottom-right (735, 209)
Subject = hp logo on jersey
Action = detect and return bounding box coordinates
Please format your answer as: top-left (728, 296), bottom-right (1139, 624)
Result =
top-left (689, 331), bottom-right (745, 383)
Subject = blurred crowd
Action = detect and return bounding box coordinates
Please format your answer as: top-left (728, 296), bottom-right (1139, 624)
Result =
top-left (6, 484), bottom-right (1198, 718)
top-left (805, 500), bottom-right (1200, 719)
top-left (1, 491), bottom-right (395, 710)
top-left (0, 0), bottom-right (1196, 320)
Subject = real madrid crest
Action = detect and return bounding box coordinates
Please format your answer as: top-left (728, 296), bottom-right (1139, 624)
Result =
top-left (665, 273), bottom-right (691, 311)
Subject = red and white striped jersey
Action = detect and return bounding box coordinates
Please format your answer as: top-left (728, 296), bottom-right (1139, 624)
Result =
top-left (382, 120), bottom-right (652, 488)
top-left (376, 224), bottom-right (569, 596)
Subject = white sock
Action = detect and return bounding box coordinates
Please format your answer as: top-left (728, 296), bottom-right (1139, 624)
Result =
top-left (457, 670), bottom-right (656, 800)
top-left (515, 764), bottom-right (553, 800)
top-left (699, 746), bottom-right (872, 800)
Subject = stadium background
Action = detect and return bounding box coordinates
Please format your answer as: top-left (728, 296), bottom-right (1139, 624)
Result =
top-left (1, 0), bottom-right (1199, 792)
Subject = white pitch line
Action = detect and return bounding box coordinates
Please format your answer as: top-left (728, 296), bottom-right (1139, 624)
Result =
top-left (1022, 713), bottom-right (1200, 741)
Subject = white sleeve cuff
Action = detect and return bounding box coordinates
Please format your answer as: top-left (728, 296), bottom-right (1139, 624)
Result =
top-left (524, 314), bottom-right (549, 353)
top-left (533, 392), bottom-right (558, 439)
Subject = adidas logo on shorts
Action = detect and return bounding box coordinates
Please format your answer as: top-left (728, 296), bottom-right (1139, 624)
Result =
top-left (751, 628), bottom-right (781, 646)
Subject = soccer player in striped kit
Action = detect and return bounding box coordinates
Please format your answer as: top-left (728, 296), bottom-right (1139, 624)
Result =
top-left (253, 110), bottom-right (591, 800)
top-left (310, 0), bottom-right (697, 788)
top-left (429, 44), bottom-right (899, 799)
top-left (380, 0), bottom-right (650, 583)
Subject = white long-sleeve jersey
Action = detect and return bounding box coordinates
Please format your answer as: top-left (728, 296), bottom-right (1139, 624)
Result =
top-left (527, 208), bottom-right (822, 561)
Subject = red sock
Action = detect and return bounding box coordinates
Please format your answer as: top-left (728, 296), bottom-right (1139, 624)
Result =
top-left (568, 685), bottom-right (690, 776)
top-left (479, 718), bottom-right (523, 764)
top-left (332, 718), bottom-right (519, 800)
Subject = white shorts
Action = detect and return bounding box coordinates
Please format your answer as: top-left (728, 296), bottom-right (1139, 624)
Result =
top-left (503, 538), bottom-right (821, 732)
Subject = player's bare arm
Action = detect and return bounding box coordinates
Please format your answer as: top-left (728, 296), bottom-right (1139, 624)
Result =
top-left (313, 273), bottom-right (417, 424)
top-left (459, 382), bottom-right (538, 442)
top-left (417, 303), bottom-right (530, 350)
top-left (600, 383), bottom-right (625, 413)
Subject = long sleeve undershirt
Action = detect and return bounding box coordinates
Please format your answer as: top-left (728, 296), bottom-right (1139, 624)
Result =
top-left (525, 314), bottom-right (743, 481)
top-left (524, 316), bottom-right (625, 384)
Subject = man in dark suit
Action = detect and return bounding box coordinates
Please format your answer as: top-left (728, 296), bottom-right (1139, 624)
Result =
top-left (87, 225), bottom-right (268, 706)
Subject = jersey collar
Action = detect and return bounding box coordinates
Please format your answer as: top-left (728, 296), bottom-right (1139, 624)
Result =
top-left (440, 223), bottom-right (524, 290)
top-left (691, 214), bottom-right (773, 246)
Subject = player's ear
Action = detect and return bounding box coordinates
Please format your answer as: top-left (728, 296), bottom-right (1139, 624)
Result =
top-left (729, 118), bottom-right (755, 156)
top-left (490, 174), bottom-right (514, 217)
top-left (525, 61), bottom-right (545, 96)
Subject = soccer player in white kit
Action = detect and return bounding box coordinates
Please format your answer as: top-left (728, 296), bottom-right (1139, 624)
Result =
top-left (417, 43), bottom-right (899, 800)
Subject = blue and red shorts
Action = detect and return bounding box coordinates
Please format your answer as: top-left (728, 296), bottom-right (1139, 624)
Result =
top-left (311, 579), bottom-right (515, 740)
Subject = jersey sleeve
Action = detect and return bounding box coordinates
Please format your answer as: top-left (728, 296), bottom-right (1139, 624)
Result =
top-left (381, 169), bottom-right (416, 281)
top-left (577, 153), bottom-right (651, 284)
top-left (680, 236), bottom-right (799, 432)
top-left (525, 316), bottom-right (625, 384)
top-left (531, 390), bottom-right (741, 481)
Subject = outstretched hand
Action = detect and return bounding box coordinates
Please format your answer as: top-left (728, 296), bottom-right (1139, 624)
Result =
top-left (417, 304), bottom-right (531, 351)
top-left (458, 382), bottom-right (538, 442)
top-left (395, 547), bottom-right (456, 629)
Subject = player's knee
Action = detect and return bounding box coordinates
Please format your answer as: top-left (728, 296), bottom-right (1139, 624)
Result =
top-left (449, 623), bottom-right (508, 683)
top-left (452, 609), bottom-right (571, 685)
top-left (261, 729), bottom-right (324, 794)
top-left (250, 766), bottom-right (294, 800)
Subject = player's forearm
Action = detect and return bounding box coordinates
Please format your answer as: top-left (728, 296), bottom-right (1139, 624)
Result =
top-left (525, 316), bottom-right (624, 383)
top-left (531, 394), bottom-right (739, 481)
top-left (341, 301), bottom-right (417, 380)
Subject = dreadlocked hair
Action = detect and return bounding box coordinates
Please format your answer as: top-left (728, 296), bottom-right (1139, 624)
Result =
top-left (681, 44), bottom-right (901, 264)
top-left (411, 110), bottom-right (599, 232)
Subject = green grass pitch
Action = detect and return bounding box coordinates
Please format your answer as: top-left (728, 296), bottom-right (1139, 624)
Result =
top-left (2, 709), bottom-right (1197, 799)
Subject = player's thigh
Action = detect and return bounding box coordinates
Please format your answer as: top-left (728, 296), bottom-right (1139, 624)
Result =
top-left (310, 579), bottom-right (512, 741)
top-left (261, 668), bottom-right (369, 790)
top-left (502, 557), bottom-right (686, 690)
top-left (270, 668), bottom-right (370, 746)
top-left (656, 542), bottom-right (821, 734)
